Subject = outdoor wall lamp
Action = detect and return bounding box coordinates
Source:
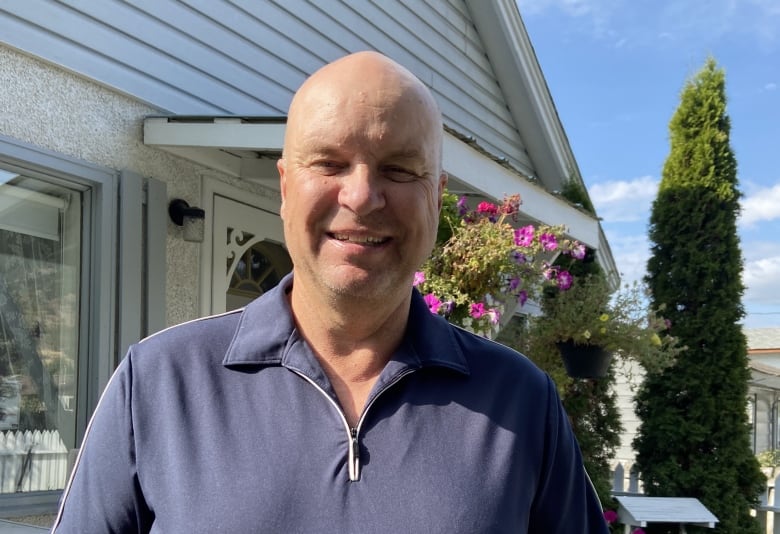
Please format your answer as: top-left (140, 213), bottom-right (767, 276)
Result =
top-left (169, 198), bottom-right (205, 243)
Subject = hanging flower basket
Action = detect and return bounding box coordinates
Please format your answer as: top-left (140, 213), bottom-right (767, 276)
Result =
top-left (555, 340), bottom-right (612, 379)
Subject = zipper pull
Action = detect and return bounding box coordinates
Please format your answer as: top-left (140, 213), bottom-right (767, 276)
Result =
top-left (349, 427), bottom-right (360, 482)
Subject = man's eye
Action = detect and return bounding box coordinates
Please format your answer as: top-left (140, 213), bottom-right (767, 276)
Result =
top-left (311, 160), bottom-right (343, 173)
top-left (383, 166), bottom-right (419, 183)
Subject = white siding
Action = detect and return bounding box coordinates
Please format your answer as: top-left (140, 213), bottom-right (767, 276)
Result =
top-left (0, 0), bottom-right (533, 173)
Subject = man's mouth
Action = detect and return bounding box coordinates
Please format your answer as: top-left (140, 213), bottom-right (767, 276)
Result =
top-left (330, 233), bottom-right (389, 246)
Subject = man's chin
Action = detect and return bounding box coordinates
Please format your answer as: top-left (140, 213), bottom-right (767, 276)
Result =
top-left (323, 271), bottom-right (405, 301)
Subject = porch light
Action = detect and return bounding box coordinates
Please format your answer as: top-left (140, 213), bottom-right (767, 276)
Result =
top-left (168, 198), bottom-right (205, 243)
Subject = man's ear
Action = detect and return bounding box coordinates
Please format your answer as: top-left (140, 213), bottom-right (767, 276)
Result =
top-left (277, 158), bottom-right (287, 216)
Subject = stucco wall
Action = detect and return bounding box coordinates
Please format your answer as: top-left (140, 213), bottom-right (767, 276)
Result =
top-left (0, 44), bottom-right (271, 327)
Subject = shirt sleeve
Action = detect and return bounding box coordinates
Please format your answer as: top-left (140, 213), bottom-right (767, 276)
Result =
top-left (528, 375), bottom-right (610, 533)
top-left (51, 352), bottom-right (153, 533)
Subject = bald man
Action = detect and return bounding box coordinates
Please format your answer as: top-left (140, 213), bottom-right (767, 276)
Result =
top-left (53, 52), bottom-right (608, 533)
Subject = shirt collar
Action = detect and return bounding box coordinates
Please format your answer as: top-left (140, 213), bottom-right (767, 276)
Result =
top-left (222, 272), bottom-right (469, 376)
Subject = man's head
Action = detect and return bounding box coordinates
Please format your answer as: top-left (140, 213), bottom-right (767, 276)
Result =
top-left (278, 51), bottom-right (447, 304)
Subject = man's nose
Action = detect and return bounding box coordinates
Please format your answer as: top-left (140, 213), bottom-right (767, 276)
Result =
top-left (338, 164), bottom-right (386, 216)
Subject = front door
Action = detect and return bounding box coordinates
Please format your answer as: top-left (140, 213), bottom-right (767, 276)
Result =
top-left (203, 181), bottom-right (291, 315)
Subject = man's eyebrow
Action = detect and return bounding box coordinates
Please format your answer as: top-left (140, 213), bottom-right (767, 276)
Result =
top-left (383, 148), bottom-right (425, 161)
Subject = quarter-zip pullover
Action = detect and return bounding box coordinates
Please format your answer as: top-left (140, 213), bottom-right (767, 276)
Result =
top-left (53, 273), bottom-right (608, 533)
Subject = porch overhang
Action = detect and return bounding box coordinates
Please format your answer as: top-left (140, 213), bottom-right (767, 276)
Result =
top-left (144, 116), bottom-right (617, 283)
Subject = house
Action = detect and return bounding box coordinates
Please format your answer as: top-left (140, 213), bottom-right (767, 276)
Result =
top-left (746, 328), bottom-right (780, 456)
top-left (612, 327), bottom-right (780, 482)
top-left (0, 0), bottom-right (616, 519)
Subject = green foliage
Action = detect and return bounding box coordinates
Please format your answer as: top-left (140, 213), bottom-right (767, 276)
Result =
top-left (633, 58), bottom-right (765, 534)
top-left (530, 275), bottom-right (681, 374)
top-left (500, 271), bottom-right (626, 508)
top-left (560, 177), bottom-right (597, 215)
top-left (757, 449), bottom-right (780, 468)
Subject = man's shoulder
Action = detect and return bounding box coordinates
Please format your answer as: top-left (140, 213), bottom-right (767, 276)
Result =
top-left (138, 309), bottom-right (243, 351)
top-left (447, 324), bottom-right (550, 385)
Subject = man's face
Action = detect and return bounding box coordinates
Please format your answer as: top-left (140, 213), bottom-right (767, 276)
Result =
top-left (278, 63), bottom-right (446, 302)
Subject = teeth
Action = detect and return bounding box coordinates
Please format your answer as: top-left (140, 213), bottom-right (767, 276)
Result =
top-left (332, 233), bottom-right (385, 244)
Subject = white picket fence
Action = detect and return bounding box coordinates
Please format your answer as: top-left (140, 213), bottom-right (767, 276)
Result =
top-left (0, 430), bottom-right (68, 492)
top-left (612, 462), bottom-right (780, 534)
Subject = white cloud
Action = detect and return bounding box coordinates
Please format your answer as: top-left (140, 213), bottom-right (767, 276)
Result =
top-left (589, 176), bottom-right (658, 222)
top-left (765, 82), bottom-right (778, 91)
top-left (599, 231), bottom-right (652, 286)
top-left (740, 183), bottom-right (780, 226)
top-left (744, 255), bottom-right (780, 305)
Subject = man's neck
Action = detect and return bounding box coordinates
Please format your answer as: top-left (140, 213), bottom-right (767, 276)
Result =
top-left (288, 280), bottom-right (411, 426)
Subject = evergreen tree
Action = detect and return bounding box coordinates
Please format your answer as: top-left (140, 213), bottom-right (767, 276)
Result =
top-left (633, 58), bottom-right (764, 533)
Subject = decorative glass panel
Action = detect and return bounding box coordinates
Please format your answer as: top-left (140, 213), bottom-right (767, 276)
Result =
top-left (226, 233), bottom-right (291, 311)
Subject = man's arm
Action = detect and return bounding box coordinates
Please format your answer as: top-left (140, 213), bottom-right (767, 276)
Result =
top-left (52, 354), bottom-right (153, 533)
top-left (528, 376), bottom-right (609, 533)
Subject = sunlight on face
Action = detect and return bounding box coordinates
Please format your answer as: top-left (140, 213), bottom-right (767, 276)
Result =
top-left (279, 52), bottom-right (447, 303)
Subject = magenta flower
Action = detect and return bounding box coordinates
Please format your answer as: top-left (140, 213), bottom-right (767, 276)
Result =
top-left (508, 276), bottom-right (520, 292)
top-left (571, 243), bottom-right (586, 260)
top-left (413, 271), bottom-right (425, 286)
top-left (514, 225), bottom-right (535, 247)
top-left (457, 196), bottom-right (469, 216)
top-left (476, 201), bottom-right (498, 217)
top-left (603, 510), bottom-right (618, 524)
top-left (423, 293), bottom-right (441, 314)
top-left (557, 270), bottom-right (573, 290)
top-left (470, 302), bottom-right (486, 319)
top-left (539, 232), bottom-right (558, 251)
top-left (518, 290), bottom-right (528, 306)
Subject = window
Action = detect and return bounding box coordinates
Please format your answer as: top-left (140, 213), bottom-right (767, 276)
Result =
top-left (0, 135), bottom-right (117, 512)
top-left (0, 172), bottom-right (81, 493)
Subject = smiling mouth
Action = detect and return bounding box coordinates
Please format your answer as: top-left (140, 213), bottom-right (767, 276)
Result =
top-left (330, 233), bottom-right (390, 246)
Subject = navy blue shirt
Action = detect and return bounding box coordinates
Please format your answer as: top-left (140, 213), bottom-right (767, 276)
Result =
top-left (53, 274), bottom-right (608, 533)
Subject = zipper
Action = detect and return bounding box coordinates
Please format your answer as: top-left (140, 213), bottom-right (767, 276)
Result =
top-left (290, 368), bottom-right (414, 482)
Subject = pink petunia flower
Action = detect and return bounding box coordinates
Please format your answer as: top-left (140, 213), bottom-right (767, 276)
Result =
top-left (423, 293), bottom-right (441, 314)
top-left (470, 302), bottom-right (486, 319)
top-left (539, 232), bottom-right (558, 251)
top-left (603, 509), bottom-right (618, 524)
top-left (571, 243), bottom-right (586, 260)
top-left (413, 271), bottom-right (426, 286)
top-left (514, 225), bottom-right (535, 247)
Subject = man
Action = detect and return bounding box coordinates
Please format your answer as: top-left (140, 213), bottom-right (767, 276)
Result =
top-left (53, 51), bottom-right (608, 533)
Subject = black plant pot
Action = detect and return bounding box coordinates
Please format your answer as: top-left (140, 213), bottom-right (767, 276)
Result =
top-left (555, 340), bottom-right (612, 379)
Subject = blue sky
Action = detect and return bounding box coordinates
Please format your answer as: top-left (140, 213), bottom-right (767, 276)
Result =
top-left (518, 0), bottom-right (780, 329)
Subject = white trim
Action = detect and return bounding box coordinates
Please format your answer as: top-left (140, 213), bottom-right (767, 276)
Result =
top-left (144, 118), bottom-right (603, 248)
